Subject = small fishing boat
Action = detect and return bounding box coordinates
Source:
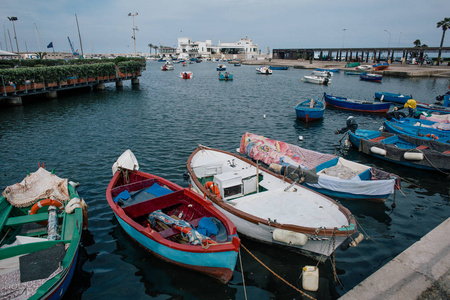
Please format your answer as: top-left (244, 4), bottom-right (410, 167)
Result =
top-left (107, 150), bottom-right (240, 284)
top-left (360, 73), bottom-right (382, 82)
top-left (256, 66), bottom-right (272, 74)
top-left (186, 146), bottom-right (362, 261)
top-left (420, 113), bottom-right (450, 123)
top-left (345, 62), bottom-right (360, 68)
top-left (315, 68), bottom-right (339, 73)
top-left (345, 71), bottom-right (367, 75)
top-left (311, 70), bottom-right (333, 77)
top-left (1, 165), bottom-right (87, 299)
top-left (373, 62), bottom-right (389, 71)
top-left (374, 92), bottom-right (412, 104)
top-left (323, 92), bottom-right (390, 113)
top-left (270, 66), bottom-right (290, 70)
top-left (240, 132), bottom-right (399, 202)
top-left (416, 102), bottom-right (450, 114)
top-left (234, 63), bottom-right (241, 67)
top-left (218, 72), bottom-right (233, 81)
top-left (356, 65), bottom-right (373, 71)
top-left (295, 98), bottom-right (325, 122)
top-left (383, 118), bottom-right (450, 143)
top-left (348, 129), bottom-right (450, 172)
top-left (303, 75), bottom-right (331, 85)
top-left (217, 64), bottom-right (226, 71)
top-left (161, 61), bottom-right (174, 71)
top-left (180, 71), bottom-right (193, 79)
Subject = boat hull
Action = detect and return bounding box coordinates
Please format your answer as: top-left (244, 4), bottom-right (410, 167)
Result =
top-left (324, 93), bottom-right (390, 113)
top-left (295, 100), bottom-right (325, 122)
top-left (375, 92), bottom-right (411, 104)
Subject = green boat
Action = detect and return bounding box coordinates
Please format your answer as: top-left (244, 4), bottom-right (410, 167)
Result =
top-left (345, 62), bottom-right (360, 68)
top-left (0, 166), bottom-right (87, 299)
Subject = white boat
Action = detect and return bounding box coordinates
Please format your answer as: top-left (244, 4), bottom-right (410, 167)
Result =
top-left (303, 75), bottom-right (331, 85)
top-left (186, 146), bottom-right (362, 261)
top-left (356, 65), bottom-right (373, 71)
top-left (256, 66), bottom-right (272, 74)
top-left (161, 61), bottom-right (174, 71)
top-left (311, 70), bottom-right (333, 77)
top-left (179, 71), bottom-right (193, 79)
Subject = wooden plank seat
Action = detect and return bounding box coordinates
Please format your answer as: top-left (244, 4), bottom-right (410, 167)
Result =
top-left (123, 190), bottom-right (185, 219)
top-left (416, 145), bottom-right (429, 150)
top-left (369, 136), bottom-right (387, 142)
top-left (111, 178), bottom-right (158, 197)
top-left (5, 212), bottom-right (55, 227)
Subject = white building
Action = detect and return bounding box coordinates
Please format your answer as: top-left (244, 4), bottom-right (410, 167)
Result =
top-left (176, 36), bottom-right (259, 60)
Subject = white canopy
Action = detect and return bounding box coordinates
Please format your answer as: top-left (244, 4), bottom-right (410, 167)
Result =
top-left (0, 50), bottom-right (19, 56)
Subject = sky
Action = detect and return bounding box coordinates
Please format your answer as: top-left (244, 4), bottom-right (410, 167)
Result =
top-left (1, 0), bottom-right (449, 55)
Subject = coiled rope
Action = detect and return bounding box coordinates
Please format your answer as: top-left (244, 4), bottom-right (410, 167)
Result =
top-left (240, 243), bottom-right (317, 300)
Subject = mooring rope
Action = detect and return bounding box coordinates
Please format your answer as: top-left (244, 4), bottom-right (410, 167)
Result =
top-left (238, 247), bottom-right (248, 300)
top-left (240, 243), bottom-right (317, 300)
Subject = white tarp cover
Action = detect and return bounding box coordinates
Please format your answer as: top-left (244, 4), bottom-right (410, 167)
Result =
top-left (2, 167), bottom-right (69, 208)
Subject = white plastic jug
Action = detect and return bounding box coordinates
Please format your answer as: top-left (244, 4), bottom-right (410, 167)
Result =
top-left (302, 266), bottom-right (319, 292)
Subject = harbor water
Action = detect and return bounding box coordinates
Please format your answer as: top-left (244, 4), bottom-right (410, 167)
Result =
top-left (0, 61), bottom-right (449, 299)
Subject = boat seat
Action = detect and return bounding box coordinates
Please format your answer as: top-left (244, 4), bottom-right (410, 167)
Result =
top-left (444, 150), bottom-right (450, 154)
top-left (416, 145), bottom-right (429, 150)
top-left (369, 136), bottom-right (387, 142)
top-left (111, 178), bottom-right (158, 197)
top-left (123, 190), bottom-right (184, 219)
top-left (5, 212), bottom-right (54, 227)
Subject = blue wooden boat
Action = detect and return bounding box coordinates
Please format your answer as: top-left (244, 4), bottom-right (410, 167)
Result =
top-left (240, 132), bottom-right (399, 202)
top-left (315, 68), bottom-right (339, 73)
top-left (107, 150), bottom-right (240, 284)
top-left (383, 118), bottom-right (450, 143)
top-left (349, 129), bottom-right (450, 172)
top-left (345, 71), bottom-right (367, 75)
top-left (295, 99), bottom-right (325, 122)
top-left (417, 102), bottom-right (450, 114)
top-left (270, 66), bottom-right (290, 70)
top-left (373, 62), bottom-right (389, 70)
top-left (360, 74), bottom-right (382, 82)
top-left (374, 92), bottom-right (412, 104)
top-left (1, 166), bottom-right (87, 299)
top-left (234, 63), bottom-right (241, 67)
top-left (219, 72), bottom-right (233, 81)
top-left (324, 92), bottom-right (390, 113)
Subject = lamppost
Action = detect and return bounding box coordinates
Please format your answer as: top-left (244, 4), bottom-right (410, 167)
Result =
top-left (128, 12), bottom-right (138, 57)
top-left (384, 29), bottom-right (391, 48)
top-left (7, 17), bottom-right (20, 59)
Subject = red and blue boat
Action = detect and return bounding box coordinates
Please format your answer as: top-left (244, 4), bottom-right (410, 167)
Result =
top-left (295, 99), bottom-right (325, 122)
top-left (106, 150), bottom-right (240, 284)
top-left (360, 73), bottom-right (383, 82)
top-left (372, 62), bottom-right (389, 71)
top-left (324, 92), bottom-right (390, 113)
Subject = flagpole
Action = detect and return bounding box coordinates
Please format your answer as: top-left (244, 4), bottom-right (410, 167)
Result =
top-left (34, 23), bottom-right (41, 52)
top-left (75, 14), bottom-right (84, 58)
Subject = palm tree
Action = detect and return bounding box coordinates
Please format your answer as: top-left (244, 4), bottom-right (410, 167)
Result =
top-left (413, 39), bottom-right (421, 47)
top-left (437, 17), bottom-right (450, 66)
top-left (148, 43), bottom-right (153, 54)
top-left (153, 46), bottom-right (158, 55)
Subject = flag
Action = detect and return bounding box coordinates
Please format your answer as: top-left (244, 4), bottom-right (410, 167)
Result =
top-left (47, 42), bottom-right (53, 48)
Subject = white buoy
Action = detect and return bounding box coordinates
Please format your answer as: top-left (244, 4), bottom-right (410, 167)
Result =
top-left (263, 114), bottom-right (266, 119)
top-left (298, 135), bottom-right (303, 141)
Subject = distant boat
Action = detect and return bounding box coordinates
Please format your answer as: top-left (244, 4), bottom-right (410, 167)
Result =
top-left (161, 61), bottom-right (174, 71)
top-left (180, 71), bottom-right (193, 79)
top-left (315, 68), bottom-right (339, 73)
top-left (256, 66), bottom-right (272, 74)
top-left (360, 73), bottom-right (382, 82)
top-left (356, 65), bottom-right (373, 71)
top-left (303, 75), bottom-right (331, 85)
top-left (373, 62), bottom-right (389, 71)
top-left (348, 129), bottom-right (450, 172)
top-left (219, 72), bottom-right (233, 81)
top-left (345, 71), bottom-right (367, 75)
top-left (217, 64), bottom-right (226, 71)
top-left (270, 66), bottom-right (290, 70)
top-left (375, 92), bottom-right (412, 104)
top-left (416, 102), bottom-right (450, 114)
top-left (323, 92), bottom-right (390, 113)
top-left (345, 62), bottom-right (360, 68)
top-left (295, 98), bottom-right (325, 122)
top-left (234, 63), bottom-right (241, 67)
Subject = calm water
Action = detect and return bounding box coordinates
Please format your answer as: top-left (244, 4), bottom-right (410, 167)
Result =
top-left (0, 61), bottom-right (449, 300)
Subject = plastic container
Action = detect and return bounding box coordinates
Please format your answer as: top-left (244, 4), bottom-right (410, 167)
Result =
top-left (302, 266), bottom-right (319, 292)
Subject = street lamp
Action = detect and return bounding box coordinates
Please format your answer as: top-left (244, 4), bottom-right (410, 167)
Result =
top-left (342, 29), bottom-right (346, 48)
top-left (384, 29), bottom-right (391, 48)
top-left (128, 12), bottom-right (138, 57)
top-left (7, 17), bottom-right (20, 59)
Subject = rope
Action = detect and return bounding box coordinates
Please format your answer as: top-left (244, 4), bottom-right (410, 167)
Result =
top-left (238, 247), bottom-right (248, 300)
top-left (240, 243), bottom-right (317, 300)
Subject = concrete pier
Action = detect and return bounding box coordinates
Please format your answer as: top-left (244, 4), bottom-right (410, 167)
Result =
top-left (339, 218), bottom-right (450, 300)
top-left (116, 80), bottom-right (123, 88)
top-left (131, 78), bottom-right (139, 85)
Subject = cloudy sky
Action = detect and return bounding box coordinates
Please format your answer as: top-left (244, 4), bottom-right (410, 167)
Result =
top-left (2, 0), bottom-right (449, 55)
